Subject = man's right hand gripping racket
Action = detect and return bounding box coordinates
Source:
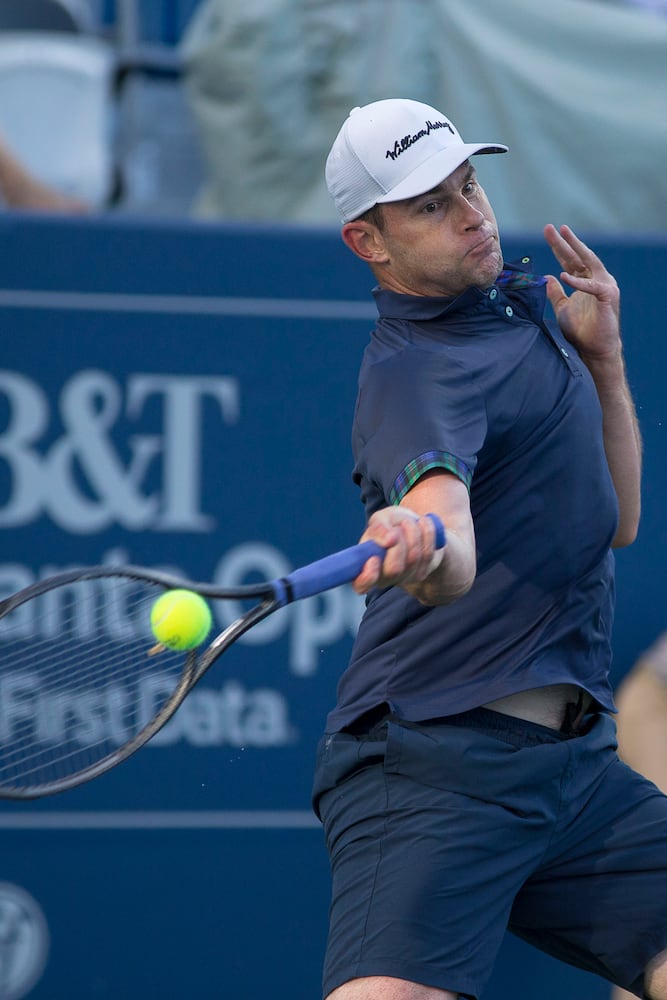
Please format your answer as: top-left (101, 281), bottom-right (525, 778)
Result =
top-left (0, 515), bottom-right (445, 799)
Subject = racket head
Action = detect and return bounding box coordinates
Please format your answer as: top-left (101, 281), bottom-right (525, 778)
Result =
top-left (0, 567), bottom-right (274, 799)
top-left (0, 515), bottom-right (445, 797)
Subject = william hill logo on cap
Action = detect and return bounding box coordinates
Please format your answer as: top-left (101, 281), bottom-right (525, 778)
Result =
top-left (386, 119), bottom-right (456, 161)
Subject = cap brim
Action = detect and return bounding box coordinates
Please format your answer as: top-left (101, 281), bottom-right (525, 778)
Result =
top-left (375, 142), bottom-right (508, 206)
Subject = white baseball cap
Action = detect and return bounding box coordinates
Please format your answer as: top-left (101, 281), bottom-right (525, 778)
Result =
top-left (326, 99), bottom-right (508, 223)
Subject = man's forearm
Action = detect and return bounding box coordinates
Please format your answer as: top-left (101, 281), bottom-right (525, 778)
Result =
top-left (584, 351), bottom-right (642, 547)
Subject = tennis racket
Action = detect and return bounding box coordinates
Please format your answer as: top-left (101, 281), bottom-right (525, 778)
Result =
top-left (0, 515), bottom-right (445, 799)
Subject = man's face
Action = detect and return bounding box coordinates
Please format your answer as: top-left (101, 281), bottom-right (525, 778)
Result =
top-left (364, 162), bottom-right (503, 298)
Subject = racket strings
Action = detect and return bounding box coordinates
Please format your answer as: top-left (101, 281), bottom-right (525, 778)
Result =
top-left (0, 576), bottom-right (188, 793)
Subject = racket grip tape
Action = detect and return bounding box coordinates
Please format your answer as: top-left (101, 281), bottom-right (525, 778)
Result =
top-left (280, 513), bottom-right (446, 604)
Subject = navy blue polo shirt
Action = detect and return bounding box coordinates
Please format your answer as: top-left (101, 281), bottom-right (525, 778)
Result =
top-left (326, 262), bottom-right (619, 732)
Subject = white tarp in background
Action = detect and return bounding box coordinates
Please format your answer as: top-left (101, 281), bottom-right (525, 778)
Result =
top-left (181, 0), bottom-right (667, 233)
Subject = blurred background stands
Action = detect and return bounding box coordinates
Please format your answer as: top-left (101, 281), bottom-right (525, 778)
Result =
top-left (0, 0), bottom-right (665, 228)
top-left (104, 0), bottom-right (205, 216)
top-left (0, 0), bottom-right (205, 216)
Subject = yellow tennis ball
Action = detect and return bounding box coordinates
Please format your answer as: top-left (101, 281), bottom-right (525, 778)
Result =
top-left (150, 589), bottom-right (212, 651)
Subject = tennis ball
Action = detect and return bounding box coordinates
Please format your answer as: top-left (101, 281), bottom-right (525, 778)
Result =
top-left (150, 589), bottom-right (212, 651)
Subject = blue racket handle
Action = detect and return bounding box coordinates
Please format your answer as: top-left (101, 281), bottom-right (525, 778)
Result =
top-left (279, 513), bottom-right (446, 604)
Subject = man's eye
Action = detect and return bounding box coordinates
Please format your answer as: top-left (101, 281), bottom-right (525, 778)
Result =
top-left (423, 202), bottom-right (439, 214)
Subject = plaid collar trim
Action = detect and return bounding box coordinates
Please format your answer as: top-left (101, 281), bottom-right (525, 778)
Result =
top-left (495, 269), bottom-right (547, 289)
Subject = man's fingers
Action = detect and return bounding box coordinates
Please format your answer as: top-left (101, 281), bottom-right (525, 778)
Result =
top-left (354, 511), bottom-right (442, 593)
top-left (545, 273), bottom-right (567, 307)
top-left (545, 223), bottom-right (604, 278)
top-left (352, 554), bottom-right (384, 594)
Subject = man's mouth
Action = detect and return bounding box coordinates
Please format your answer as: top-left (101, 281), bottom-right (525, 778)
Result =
top-left (468, 233), bottom-right (495, 256)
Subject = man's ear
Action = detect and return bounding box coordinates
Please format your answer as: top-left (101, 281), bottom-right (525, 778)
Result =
top-left (341, 222), bottom-right (388, 264)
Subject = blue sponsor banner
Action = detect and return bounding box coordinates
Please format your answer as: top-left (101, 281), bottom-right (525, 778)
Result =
top-left (0, 215), bottom-right (664, 998)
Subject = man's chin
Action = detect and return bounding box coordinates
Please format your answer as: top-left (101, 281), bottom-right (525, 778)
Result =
top-left (474, 256), bottom-right (504, 291)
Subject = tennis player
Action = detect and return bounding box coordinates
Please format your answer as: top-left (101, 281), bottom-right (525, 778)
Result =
top-left (313, 99), bottom-right (667, 1000)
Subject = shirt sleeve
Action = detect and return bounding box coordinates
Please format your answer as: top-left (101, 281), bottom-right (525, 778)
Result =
top-left (352, 345), bottom-right (488, 508)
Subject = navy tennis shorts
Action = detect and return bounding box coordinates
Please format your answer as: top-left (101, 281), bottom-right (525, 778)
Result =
top-left (312, 707), bottom-right (667, 999)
